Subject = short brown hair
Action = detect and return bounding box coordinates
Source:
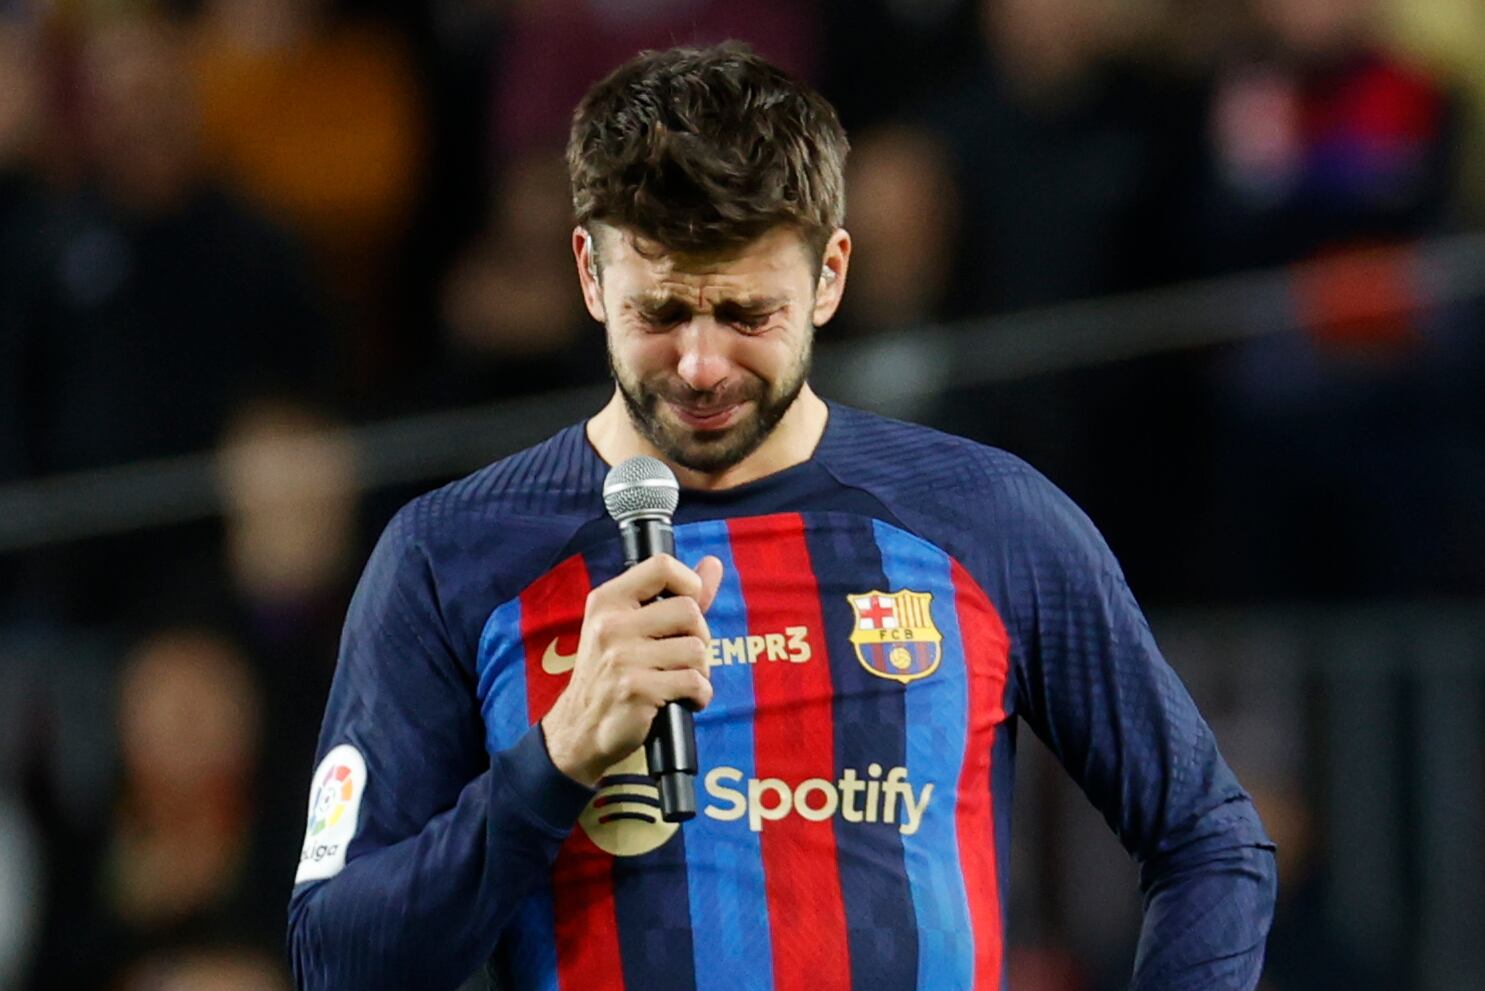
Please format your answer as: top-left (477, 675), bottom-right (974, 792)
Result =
top-left (567, 43), bottom-right (848, 263)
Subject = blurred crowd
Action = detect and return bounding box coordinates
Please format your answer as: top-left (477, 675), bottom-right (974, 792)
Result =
top-left (0, 0), bottom-right (1482, 988)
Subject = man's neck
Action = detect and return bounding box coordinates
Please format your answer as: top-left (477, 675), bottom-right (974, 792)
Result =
top-left (586, 385), bottom-right (829, 491)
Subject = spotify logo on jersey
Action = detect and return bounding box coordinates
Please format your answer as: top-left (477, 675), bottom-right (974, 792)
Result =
top-left (704, 764), bottom-right (933, 835)
top-left (577, 753), bottom-right (936, 857)
top-left (578, 748), bottom-right (680, 857)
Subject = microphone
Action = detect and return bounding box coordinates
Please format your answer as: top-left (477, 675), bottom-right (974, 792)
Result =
top-left (602, 456), bottom-right (698, 823)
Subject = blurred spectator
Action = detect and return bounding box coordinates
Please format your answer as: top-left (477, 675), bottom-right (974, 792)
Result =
top-left (214, 398), bottom-right (362, 883)
top-left (490, 0), bottom-right (818, 161)
top-left (1194, 0), bottom-right (1478, 598)
top-left (1206, 260), bottom-right (1485, 597)
top-left (874, 0), bottom-right (1206, 596)
top-left (1196, 0), bottom-right (1461, 273)
top-left (9, 15), bottom-right (331, 476)
top-left (834, 124), bottom-right (958, 337)
top-left (32, 627), bottom-right (279, 989)
top-left (109, 632), bottom-right (262, 932)
top-left (119, 945), bottom-right (291, 991)
top-left (217, 399), bottom-right (359, 611)
top-left (395, 0), bottom-right (505, 391)
top-left (921, 0), bottom-right (1202, 317)
top-left (430, 151), bottom-right (604, 405)
top-left (190, 0), bottom-right (424, 392)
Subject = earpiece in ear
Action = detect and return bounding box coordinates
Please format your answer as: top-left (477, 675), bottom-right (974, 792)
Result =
top-left (820, 267), bottom-right (837, 284)
top-left (582, 228), bottom-right (598, 280)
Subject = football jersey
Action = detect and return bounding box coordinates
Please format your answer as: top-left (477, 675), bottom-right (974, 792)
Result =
top-left (288, 402), bottom-right (1275, 991)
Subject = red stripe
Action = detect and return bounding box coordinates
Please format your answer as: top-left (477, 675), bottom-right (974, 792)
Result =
top-left (520, 553), bottom-right (589, 724)
top-left (550, 830), bottom-right (624, 991)
top-left (728, 514), bottom-right (851, 991)
top-left (518, 555), bottom-right (623, 991)
top-left (950, 559), bottom-right (1011, 989)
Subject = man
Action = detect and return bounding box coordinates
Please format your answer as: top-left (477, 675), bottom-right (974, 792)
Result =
top-left (288, 44), bottom-right (1276, 991)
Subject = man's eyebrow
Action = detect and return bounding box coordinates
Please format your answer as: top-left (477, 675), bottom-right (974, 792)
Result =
top-left (716, 295), bottom-right (786, 312)
top-left (625, 292), bottom-right (787, 312)
top-left (628, 291), bottom-right (680, 309)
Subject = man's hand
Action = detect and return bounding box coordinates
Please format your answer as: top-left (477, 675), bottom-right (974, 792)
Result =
top-left (541, 553), bottom-right (724, 787)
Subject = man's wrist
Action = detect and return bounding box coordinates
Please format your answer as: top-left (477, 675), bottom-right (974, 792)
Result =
top-left (497, 724), bottom-right (596, 834)
top-left (540, 714), bottom-right (604, 788)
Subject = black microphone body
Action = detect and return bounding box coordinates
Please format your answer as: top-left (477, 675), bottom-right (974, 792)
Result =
top-left (617, 514), bottom-right (699, 822)
top-left (604, 456), bottom-right (698, 822)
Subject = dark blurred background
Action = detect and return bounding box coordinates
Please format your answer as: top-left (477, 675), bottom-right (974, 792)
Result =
top-left (1, 0), bottom-right (1482, 988)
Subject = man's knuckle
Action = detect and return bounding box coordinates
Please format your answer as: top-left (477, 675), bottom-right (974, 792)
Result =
top-left (588, 613), bottom-right (612, 641)
top-left (666, 555), bottom-right (698, 586)
top-left (599, 642), bottom-right (625, 669)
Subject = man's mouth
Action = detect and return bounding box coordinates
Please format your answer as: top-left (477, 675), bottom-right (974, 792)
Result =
top-left (667, 401), bottom-right (743, 431)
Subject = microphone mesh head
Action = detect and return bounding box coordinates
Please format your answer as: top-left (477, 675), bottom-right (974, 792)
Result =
top-left (603, 456), bottom-right (679, 522)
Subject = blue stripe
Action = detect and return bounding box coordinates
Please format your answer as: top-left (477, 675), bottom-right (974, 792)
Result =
top-left (676, 520), bottom-right (776, 991)
top-left (805, 516), bottom-right (919, 989)
top-left (477, 597), bottom-right (531, 753)
top-left (873, 520), bottom-right (975, 991)
top-left (476, 595), bottom-right (560, 990)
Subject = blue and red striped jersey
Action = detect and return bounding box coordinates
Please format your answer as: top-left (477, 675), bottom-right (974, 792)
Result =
top-left (288, 403), bottom-right (1276, 991)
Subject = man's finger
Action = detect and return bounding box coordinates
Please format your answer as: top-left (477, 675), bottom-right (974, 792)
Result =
top-left (694, 555), bottom-right (723, 613)
top-left (601, 553), bottom-right (702, 606)
top-left (643, 634), bottom-right (712, 673)
top-left (646, 668), bottom-right (714, 711)
top-left (630, 596), bottom-right (710, 640)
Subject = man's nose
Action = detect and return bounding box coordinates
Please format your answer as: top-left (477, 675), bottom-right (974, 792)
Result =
top-left (675, 320), bottom-right (731, 392)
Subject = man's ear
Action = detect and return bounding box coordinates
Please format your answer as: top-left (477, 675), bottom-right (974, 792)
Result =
top-left (811, 228), bottom-right (852, 327)
top-left (574, 226), bottom-right (606, 322)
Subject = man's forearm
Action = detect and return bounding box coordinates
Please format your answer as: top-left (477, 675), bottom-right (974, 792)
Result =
top-left (1131, 817), bottom-right (1278, 991)
top-left (288, 727), bottom-right (592, 991)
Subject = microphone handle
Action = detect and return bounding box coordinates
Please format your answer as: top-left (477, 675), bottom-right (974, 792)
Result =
top-left (621, 516), bottom-right (698, 823)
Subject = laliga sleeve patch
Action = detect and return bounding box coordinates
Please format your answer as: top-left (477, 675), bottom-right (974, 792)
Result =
top-left (296, 744), bottom-right (367, 883)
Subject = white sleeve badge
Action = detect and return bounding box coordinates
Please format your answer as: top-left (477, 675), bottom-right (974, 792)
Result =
top-left (296, 743), bottom-right (367, 884)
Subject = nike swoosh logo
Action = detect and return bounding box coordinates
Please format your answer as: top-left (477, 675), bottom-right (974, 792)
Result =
top-left (542, 638), bottom-right (577, 675)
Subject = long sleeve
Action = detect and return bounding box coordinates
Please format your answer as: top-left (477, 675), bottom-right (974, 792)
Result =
top-left (1003, 473), bottom-right (1277, 990)
top-left (287, 506), bottom-right (593, 991)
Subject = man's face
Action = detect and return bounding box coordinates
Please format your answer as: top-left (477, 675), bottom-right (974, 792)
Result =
top-left (583, 225), bottom-right (824, 473)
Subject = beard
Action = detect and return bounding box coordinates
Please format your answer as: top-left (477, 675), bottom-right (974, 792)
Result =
top-left (608, 336), bottom-right (812, 474)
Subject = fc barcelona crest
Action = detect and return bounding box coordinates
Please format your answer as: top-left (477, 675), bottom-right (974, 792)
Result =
top-left (847, 590), bottom-right (942, 684)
